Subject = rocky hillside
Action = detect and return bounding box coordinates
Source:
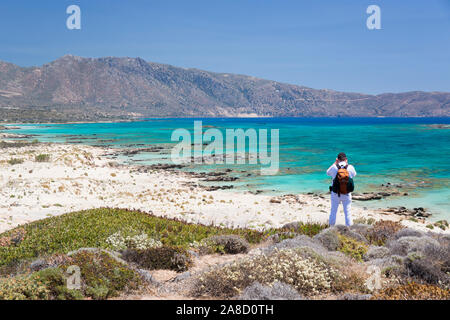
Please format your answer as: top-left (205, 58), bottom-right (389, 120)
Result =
top-left (0, 55), bottom-right (449, 119)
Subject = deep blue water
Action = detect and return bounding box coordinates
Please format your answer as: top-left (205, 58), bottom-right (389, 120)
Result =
top-left (5, 117), bottom-right (450, 221)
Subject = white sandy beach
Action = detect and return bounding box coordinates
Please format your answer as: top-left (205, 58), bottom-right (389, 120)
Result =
top-left (0, 138), bottom-right (445, 234)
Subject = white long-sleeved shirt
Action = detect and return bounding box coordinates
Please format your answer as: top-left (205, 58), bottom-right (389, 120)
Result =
top-left (326, 163), bottom-right (357, 181)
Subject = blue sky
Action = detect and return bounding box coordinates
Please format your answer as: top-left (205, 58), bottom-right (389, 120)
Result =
top-left (0, 0), bottom-right (449, 94)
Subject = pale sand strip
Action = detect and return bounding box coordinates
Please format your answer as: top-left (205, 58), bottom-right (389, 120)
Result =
top-left (0, 141), bottom-right (446, 234)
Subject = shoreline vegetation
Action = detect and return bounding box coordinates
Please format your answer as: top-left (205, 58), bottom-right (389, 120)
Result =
top-left (0, 134), bottom-right (448, 300)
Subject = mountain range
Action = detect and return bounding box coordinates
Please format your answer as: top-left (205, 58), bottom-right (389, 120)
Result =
top-left (0, 55), bottom-right (449, 121)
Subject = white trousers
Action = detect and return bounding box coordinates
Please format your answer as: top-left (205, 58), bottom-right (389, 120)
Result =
top-left (329, 192), bottom-right (353, 226)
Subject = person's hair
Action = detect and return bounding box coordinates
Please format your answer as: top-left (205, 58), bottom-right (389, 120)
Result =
top-left (337, 152), bottom-right (347, 161)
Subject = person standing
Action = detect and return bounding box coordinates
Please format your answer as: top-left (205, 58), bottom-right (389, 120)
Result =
top-left (326, 152), bottom-right (356, 226)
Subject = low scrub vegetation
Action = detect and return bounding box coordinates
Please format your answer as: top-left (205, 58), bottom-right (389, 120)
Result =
top-left (366, 220), bottom-right (405, 246)
top-left (193, 248), bottom-right (342, 298)
top-left (0, 208), bottom-right (325, 273)
top-left (122, 246), bottom-right (192, 272)
top-left (7, 158), bottom-right (24, 165)
top-left (0, 208), bottom-right (279, 271)
top-left (63, 250), bottom-right (142, 299)
top-left (0, 139), bottom-right (39, 149)
top-left (192, 235), bottom-right (250, 255)
top-left (34, 154), bottom-right (51, 162)
top-left (371, 282), bottom-right (449, 300)
top-left (0, 249), bottom-right (142, 300)
top-left (280, 222), bottom-right (328, 237)
top-left (239, 281), bottom-right (303, 300)
top-left (0, 208), bottom-right (447, 300)
top-left (337, 234), bottom-right (368, 262)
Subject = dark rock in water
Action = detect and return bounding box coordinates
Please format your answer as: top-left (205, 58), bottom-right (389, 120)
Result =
top-left (66, 136), bottom-right (91, 140)
top-left (352, 193), bottom-right (383, 201)
top-left (248, 190), bottom-right (264, 195)
top-left (203, 185), bottom-right (234, 191)
top-left (202, 176), bottom-right (238, 182)
top-left (352, 188), bottom-right (404, 201)
top-left (415, 210), bottom-right (431, 218)
top-left (378, 192), bottom-right (392, 197)
top-left (122, 147), bottom-right (164, 156)
top-left (427, 124), bottom-right (450, 129)
top-left (149, 163), bottom-right (185, 170)
top-left (383, 206), bottom-right (432, 218)
top-left (206, 172), bottom-right (227, 177)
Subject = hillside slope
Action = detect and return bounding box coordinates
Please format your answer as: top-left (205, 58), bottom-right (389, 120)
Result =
top-left (0, 55), bottom-right (449, 118)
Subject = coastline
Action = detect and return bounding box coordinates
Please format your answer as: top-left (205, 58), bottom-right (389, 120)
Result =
top-left (0, 135), bottom-right (446, 235)
top-left (1, 116), bottom-right (450, 126)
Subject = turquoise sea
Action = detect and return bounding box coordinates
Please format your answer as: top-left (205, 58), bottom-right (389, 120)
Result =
top-left (5, 118), bottom-right (450, 221)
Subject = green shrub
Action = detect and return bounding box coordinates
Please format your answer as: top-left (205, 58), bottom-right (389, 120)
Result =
top-left (281, 222), bottom-right (328, 237)
top-left (7, 158), bottom-right (24, 165)
top-left (122, 246), bottom-right (192, 272)
top-left (337, 234), bottom-right (368, 262)
top-left (434, 220), bottom-right (449, 231)
top-left (0, 274), bottom-right (50, 300)
top-left (0, 250), bottom-right (140, 300)
top-left (33, 268), bottom-right (83, 300)
top-left (199, 235), bottom-right (250, 255)
top-left (0, 208), bottom-right (282, 271)
top-left (63, 250), bottom-right (142, 300)
top-left (35, 154), bottom-right (51, 162)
